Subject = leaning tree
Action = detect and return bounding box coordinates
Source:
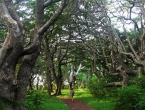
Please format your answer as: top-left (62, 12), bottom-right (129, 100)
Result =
top-left (0, 0), bottom-right (66, 109)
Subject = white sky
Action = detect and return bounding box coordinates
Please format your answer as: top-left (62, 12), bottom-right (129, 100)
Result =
top-left (107, 0), bottom-right (142, 32)
top-left (33, 74), bottom-right (44, 85)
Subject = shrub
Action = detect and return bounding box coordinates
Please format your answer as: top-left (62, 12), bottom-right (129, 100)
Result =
top-left (25, 90), bottom-right (45, 110)
top-left (135, 76), bottom-right (145, 90)
top-left (113, 86), bottom-right (141, 110)
top-left (88, 79), bottom-right (111, 98)
top-left (134, 101), bottom-right (145, 110)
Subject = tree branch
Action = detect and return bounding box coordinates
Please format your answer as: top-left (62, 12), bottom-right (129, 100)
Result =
top-left (38, 0), bottom-right (66, 35)
top-left (43, 0), bottom-right (61, 8)
top-left (0, 1), bottom-right (21, 67)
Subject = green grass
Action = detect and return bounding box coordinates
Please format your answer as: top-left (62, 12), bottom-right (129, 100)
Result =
top-left (26, 89), bottom-right (115, 110)
top-left (26, 90), bottom-right (70, 110)
top-left (42, 96), bottom-right (70, 110)
top-left (60, 89), bottom-right (115, 110)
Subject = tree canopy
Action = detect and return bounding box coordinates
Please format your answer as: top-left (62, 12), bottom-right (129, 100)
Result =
top-left (0, 0), bottom-right (145, 109)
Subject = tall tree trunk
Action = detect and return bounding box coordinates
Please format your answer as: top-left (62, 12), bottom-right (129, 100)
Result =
top-left (44, 36), bottom-right (53, 96)
top-left (46, 68), bottom-right (52, 96)
top-left (91, 58), bottom-right (100, 83)
top-left (15, 52), bottom-right (39, 110)
top-left (28, 74), bottom-right (34, 90)
top-left (0, 0), bottom-right (66, 109)
top-left (69, 65), bottom-right (76, 89)
top-left (55, 64), bottom-right (62, 95)
top-left (15, 0), bottom-right (44, 108)
top-left (0, 1), bottom-right (23, 109)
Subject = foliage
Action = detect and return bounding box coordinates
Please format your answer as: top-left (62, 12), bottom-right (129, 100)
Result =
top-left (113, 85), bottom-right (145, 110)
top-left (134, 101), bottom-right (145, 110)
top-left (88, 78), bottom-right (111, 98)
top-left (135, 76), bottom-right (145, 90)
top-left (25, 90), bottom-right (46, 110)
top-left (26, 90), bottom-right (70, 110)
top-left (75, 72), bottom-right (87, 88)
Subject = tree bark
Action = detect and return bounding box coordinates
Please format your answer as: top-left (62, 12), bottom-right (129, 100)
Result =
top-left (0, 1), bottom-right (23, 110)
top-left (44, 36), bottom-right (55, 96)
top-left (52, 60), bottom-right (63, 96)
top-left (46, 69), bottom-right (52, 96)
top-left (106, 82), bottom-right (122, 87)
top-left (116, 65), bottom-right (129, 86)
top-left (0, 0), bottom-right (66, 109)
top-left (69, 65), bottom-right (76, 89)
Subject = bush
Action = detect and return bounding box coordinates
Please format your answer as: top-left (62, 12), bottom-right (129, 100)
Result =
top-left (25, 90), bottom-right (45, 110)
top-left (88, 79), bottom-right (111, 98)
top-left (135, 101), bottom-right (145, 110)
top-left (135, 76), bottom-right (145, 90)
top-left (113, 86), bottom-right (142, 110)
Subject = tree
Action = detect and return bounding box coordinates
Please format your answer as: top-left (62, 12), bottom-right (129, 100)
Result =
top-left (0, 0), bottom-right (66, 109)
top-left (65, 0), bottom-right (145, 87)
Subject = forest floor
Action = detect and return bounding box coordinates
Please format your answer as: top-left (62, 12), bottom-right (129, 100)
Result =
top-left (60, 98), bottom-right (94, 110)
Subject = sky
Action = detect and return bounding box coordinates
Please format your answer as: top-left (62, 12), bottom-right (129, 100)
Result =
top-left (106, 0), bottom-right (142, 32)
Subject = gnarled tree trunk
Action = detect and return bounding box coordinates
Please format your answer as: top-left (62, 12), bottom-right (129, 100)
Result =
top-left (116, 65), bottom-right (129, 86)
top-left (0, 0), bottom-right (66, 109)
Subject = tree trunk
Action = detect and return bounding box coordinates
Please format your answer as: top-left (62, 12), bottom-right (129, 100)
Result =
top-left (116, 65), bottom-right (129, 86)
top-left (54, 63), bottom-right (62, 95)
top-left (44, 36), bottom-right (53, 96)
top-left (55, 78), bottom-right (62, 95)
top-left (91, 59), bottom-right (100, 83)
top-left (69, 65), bottom-right (76, 89)
top-left (0, 1), bottom-right (23, 109)
top-left (46, 69), bottom-right (52, 96)
top-left (138, 67), bottom-right (142, 78)
top-left (14, 0), bottom-right (45, 108)
top-left (28, 73), bottom-right (34, 90)
top-left (106, 82), bottom-right (122, 87)
top-left (0, 0), bottom-right (66, 109)
top-left (15, 52), bottom-right (40, 110)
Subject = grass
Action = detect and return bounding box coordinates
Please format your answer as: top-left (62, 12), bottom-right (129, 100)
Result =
top-left (60, 89), bottom-right (115, 110)
top-left (42, 96), bottom-right (70, 110)
top-left (26, 90), bottom-right (70, 110)
top-left (26, 89), bottom-right (115, 110)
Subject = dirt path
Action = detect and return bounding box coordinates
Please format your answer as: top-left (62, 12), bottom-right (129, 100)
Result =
top-left (60, 98), bottom-right (94, 110)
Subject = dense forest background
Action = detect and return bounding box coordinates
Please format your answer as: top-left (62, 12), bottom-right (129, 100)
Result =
top-left (0, 0), bottom-right (145, 110)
